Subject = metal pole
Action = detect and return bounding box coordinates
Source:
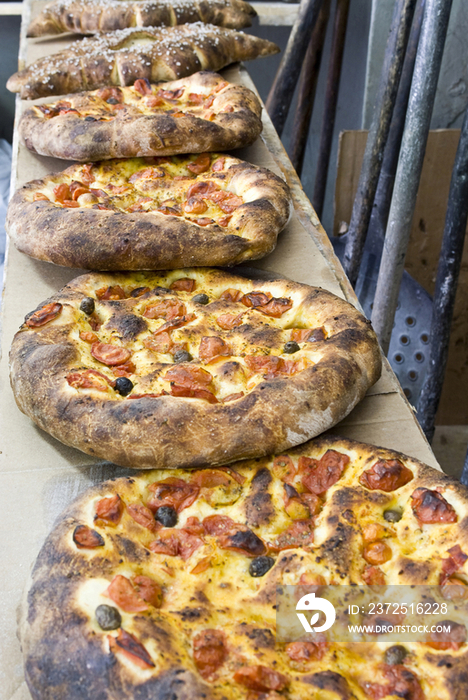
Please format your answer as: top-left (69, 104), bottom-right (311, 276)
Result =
top-left (265, 0), bottom-right (324, 137)
top-left (461, 443), bottom-right (468, 487)
top-left (343, 0), bottom-right (418, 287)
top-left (417, 104), bottom-right (468, 441)
top-left (290, 0), bottom-right (331, 176)
top-left (312, 0), bottom-right (350, 219)
top-left (367, 0), bottom-right (425, 245)
top-left (371, 0), bottom-right (453, 354)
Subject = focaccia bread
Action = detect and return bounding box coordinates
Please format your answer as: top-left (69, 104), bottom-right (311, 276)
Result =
top-left (27, 0), bottom-right (256, 36)
top-left (9, 269), bottom-right (381, 469)
top-left (7, 154), bottom-right (291, 269)
top-left (18, 72), bottom-right (263, 161)
top-left (7, 24), bottom-right (280, 100)
top-left (20, 436), bottom-right (468, 699)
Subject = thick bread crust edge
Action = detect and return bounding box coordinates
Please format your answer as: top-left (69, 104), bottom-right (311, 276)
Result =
top-left (20, 525), bottom-right (215, 700)
top-left (9, 271), bottom-right (382, 469)
top-left (6, 159), bottom-right (291, 270)
top-left (18, 73), bottom-right (263, 161)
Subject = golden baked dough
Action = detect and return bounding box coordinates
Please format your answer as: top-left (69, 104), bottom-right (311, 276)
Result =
top-left (7, 24), bottom-right (279, 100)
top-left (20, 436), bottom-right (468, 699)
top-left (9, 269), bottom-right (381, 469)
top-left (7, 154), bottom-right (291, 269)
top-left (27, 0), bottom-right (257, 36)
top-left (18, 72), bottom-right (263, 161)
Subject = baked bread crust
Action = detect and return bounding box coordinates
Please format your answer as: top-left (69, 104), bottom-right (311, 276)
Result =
top-left (7, 154), bottom-right (291, 269)
top-left (7, 24), bottom-right (280, 100)
top-left (9, 269), bottom-right (381, 469)
top-left (20, 436), bottom-right (468, 699)
top-left (27, 0), bottom-right (256, 37)
top-left (18, 72), bottom-right (263, 161)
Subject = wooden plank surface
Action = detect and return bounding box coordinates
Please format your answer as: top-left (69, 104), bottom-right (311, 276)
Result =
top-left (0, 8), bottom-right (439, 700)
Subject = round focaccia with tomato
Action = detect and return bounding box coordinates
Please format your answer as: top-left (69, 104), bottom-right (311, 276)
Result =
top-left (7, 24), bottom-right (279, 100)
top-left (27, 0), bottom-right (256, 37)
top-left (18, 72), bottom-right (263, 161)
top-left (9, 268), bottom-right (381, 469)
top-left (19, 436), bottom-right (468, 700)
top-left (6, 153), bottom-right (291, 270)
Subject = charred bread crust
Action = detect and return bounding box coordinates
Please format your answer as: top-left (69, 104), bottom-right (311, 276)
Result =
top-left (19, 436), bottom-right (468, 699)
top-left (7, 24), bottom-right (280, 100)
top-left (6, 155), bottom-right (291, 269)
top-left (27, 0), bottom-right (257, 37)
top-left (18, 73), bottom-right (263, 161)
top-left (9, 269), bottom-right (381, 469)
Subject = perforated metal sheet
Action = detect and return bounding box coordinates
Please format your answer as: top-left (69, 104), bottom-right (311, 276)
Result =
top-left (333, 238), bottom-right (433, 406)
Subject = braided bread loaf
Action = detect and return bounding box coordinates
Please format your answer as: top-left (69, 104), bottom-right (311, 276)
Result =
top-left (27, 0), bottom-right (256, 37)
top-left (8, 24), bottom-right (279, 100)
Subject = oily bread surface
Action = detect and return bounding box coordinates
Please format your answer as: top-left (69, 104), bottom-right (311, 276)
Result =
top-left (19, 436), bottom-right (468, 700)
top-left (7, 24), bottom-right (280, 99)
top-left (9, 269), bottom-right (381, 469)
top-left (18, 72), bottom-right (263, 161)
top-left (7, 154), bottom-right (291, 269)
top-left (27, 0), bottom-right (257, 36)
